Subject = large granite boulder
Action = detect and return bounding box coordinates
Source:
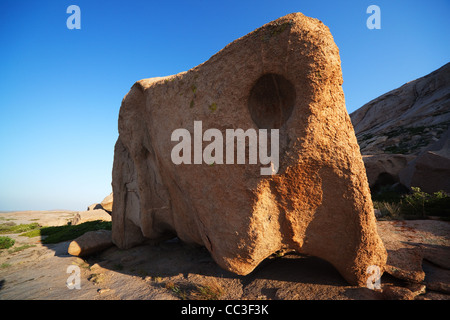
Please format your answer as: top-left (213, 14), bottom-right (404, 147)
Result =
top-left (111, 12), bottom-right (387, 286)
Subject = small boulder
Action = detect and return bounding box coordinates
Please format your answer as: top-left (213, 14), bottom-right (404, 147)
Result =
top-left (68, 230), bottom-right (113, 257)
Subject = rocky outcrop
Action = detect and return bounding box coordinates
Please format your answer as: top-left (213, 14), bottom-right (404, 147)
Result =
top-left (377, 220), bottom-right (450, 297)
top-left (87, 193), bottom-right (114, 214)
top-left (87, 203), bottom-right (103, 211)
top-left (111, 12), bottom-right (387, 286)
top-left (399, 128), bottom-right (450, 194)
top-left (362, 154), bottom-right (414, 193)
top-left (361, 128), bottom-right (450, 194)
top-left (100, 193), bottom-right (113, 213)
top-left (350, 63), bottom-right (450, 193)
top-left (351, 63), bottom-right (450, 156)
top-left (70, 209), bottom-right (112, 225)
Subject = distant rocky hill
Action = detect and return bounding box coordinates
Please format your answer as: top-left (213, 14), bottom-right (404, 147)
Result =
top-left (350, 62), bottom-right (450, 194)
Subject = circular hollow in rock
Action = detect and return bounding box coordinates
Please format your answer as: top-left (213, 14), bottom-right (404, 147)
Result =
top-left (248, 73), bottom-right (296, 129)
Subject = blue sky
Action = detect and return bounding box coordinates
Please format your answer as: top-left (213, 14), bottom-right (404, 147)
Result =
top-left (0, 0), bottom-right (449, 211)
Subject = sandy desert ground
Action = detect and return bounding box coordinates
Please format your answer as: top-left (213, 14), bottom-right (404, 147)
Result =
top-left (0, 210), bottom-right (449, 300)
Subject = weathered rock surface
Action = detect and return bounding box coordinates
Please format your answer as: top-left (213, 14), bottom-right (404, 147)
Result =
top-left (423, 260), bottom-right (450, 294)
top-left (350, 63), bottom-right (450, 193)
top-left (361, 127), bottom-right (450, 194)
top-left (382, 285), bottom-right (420, 300)
top-left (100, 193), bottom-right (113, 213)
top-left (377, 220), bottom-right (450, 285)
top-left (111, 12), bottom-right (387, 286)
top-left (351, 63), bottom-right (450, 156)
top-left (68, 230), bottom-right (113, 257)
top-left (362, 154), bottom-right (414, 193)
top-left (399, 128), bottom-right (450, 193)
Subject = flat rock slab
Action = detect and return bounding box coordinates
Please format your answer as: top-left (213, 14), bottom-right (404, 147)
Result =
top-left (0, 241), bottom-right (101, 300)
top-left (423, 260), bottom-right (450, 294)
top-left (377, 220), bottom-right (450, 284)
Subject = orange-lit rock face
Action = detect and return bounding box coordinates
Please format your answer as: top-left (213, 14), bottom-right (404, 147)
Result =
top-left (112, 12), bottom-right (387, 286)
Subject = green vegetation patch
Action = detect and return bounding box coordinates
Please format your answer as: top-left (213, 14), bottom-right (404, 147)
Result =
top-left (401, 188), bottom-right (450, 218)
top-left (0, 236), bottom-right (15, 249)
top-left (360, 133), bottom-right (374, 142)
top-left (259, 20), bottom-right (294, 42)
top-left (209, 102), bottom-right (217, 112)
top-left (0, 222), bottom-right (39, 234)
top-left (374, 187), bottom-right (450, 220)
top-left (195, 283), bottom-right (224, 300)
top-left (165, 279), bottom-right (224, 300)
top-left (8, 244), bottom-right (36, 254)
top-left (384, 144), bottom-right (410, 155)
top-left (20, 220), bottom-right (112, 244)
